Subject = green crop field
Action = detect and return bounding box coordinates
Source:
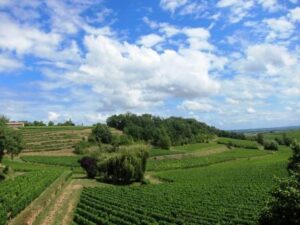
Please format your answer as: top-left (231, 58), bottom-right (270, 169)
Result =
top-left (263, 129), bottom-right (300, 141)
top-left (20, 126), bottom-right (92, 152)
top-left (21, 155), bottom-right (82, 167)
top-left (217, 137), bottom-right (259, 149)
top-left (73, 148), bottom-right (290, 225)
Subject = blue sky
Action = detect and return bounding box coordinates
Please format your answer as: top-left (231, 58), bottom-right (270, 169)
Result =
top-left (0, 0), bottom-right (300, 129)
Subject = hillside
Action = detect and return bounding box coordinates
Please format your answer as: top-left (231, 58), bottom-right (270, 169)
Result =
top-left (20, 126), bottom-right (92, 152)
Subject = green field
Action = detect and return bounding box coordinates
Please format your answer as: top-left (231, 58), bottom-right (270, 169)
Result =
top-left (217, 137), bottom-right (259, 149)
top-left (0, 130), bottom-right (294, 225)
top-left (263, 129), bottom-right (300, 141)
top-left (73, 147), bottom-right (290, 225)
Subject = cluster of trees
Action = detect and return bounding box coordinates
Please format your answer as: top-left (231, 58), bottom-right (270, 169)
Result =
top-left (74, 124), bottom-right (133, 154)
top-left (0, 116), bottom-right (24, 162)
top-left (107, 113), bottom-right (226, 149)
top-left (79, 146), bottom-right (149, 184)
top-left (256, 134), bottom-right (278, 151)
top-left (259, 142), bottom-right (300, 225)
top-left (274, 133), bottom-right (294, 146)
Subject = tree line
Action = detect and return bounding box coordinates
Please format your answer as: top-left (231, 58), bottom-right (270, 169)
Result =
top-left (106, 113), bottom-right (242, 149)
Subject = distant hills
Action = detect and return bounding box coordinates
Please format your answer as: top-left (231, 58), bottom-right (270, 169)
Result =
top-left (233, 126), bottom-right (300, 134)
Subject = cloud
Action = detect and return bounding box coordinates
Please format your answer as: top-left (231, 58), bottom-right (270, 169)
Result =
top-left (160, 0), bottom-right (188, 13)
top-left (264, 17), bottom-right (295, 40)
top-left (0, 54), bottom-right (22, 72)
top-left (137, 34), bottom-right (164, 47)
top-left (180, 100), bottom-right (214, 112)
top-left (289, 7), bottom-right (300, 21)
top-left (247, 107), bottom-right (256, 114)
top-left (48, 111), bottom-right (60, 121)
top-left (258, 0), bottom-right (281, 12)
top-left (235, 44), bottom-right (296, 76)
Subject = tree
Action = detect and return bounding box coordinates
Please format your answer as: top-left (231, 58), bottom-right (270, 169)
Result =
top-left (58, 119), bottom-right (75, 126)
top-left (98, 146), bottom-right (149, 184)
top-left (263, 140), bottom-right (278, 151)
top-left (259, 141), bottom-right (300, 225)
top-left (0, 115), bottom-right (9, 126)
top-left (48, 121), bottom-right (55, 126)
top-left (79, 156), bottom-right (98, 178)
top-left (283, 133), bottom-right (294, 146)
top-left (288, 141), bottom-right (300, 173)
top-left (259, 173), bottom-right (300, 225)
top-left (257, 133), bottom-right (264, 145)
top-left (90, 123), bottom-right (112, 144)
top-left (0, 121), bottom-right (24, 162)
top-left (152, 128), bottom-right (171, 150)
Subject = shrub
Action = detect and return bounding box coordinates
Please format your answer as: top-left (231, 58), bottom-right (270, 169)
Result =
top-left (74, 140), bottom-right (91, 154)
top-left (90, 124), bottom-right (112, 144)
top-left (288, 142), bottom-right (300, 173)
top-left (263, 140), bottom-right (278, 151)
top-left (79, 156), bottom-right (98, 179)
top-left (98, 146), bottom-right (149, 184)
top-left (259, 174), bottom-right (300, 225)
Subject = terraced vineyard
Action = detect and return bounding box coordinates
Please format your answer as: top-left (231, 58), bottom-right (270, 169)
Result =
top-left (20, 126), bottom-right (92, 152)
top-left (73, 148), bottom-right (290, 225)
top-left (21, 155), bottom-right (82, 167)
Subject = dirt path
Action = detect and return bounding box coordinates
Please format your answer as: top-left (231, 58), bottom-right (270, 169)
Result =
top-left (39, 180), bottom-right (82, 225)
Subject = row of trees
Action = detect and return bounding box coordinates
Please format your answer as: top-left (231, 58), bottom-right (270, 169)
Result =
top-left (79, 146), bottom-right (149, 184)
top-left (107, 113), bottom-right (238, 149)
top-left (256, 133), bottom-right (296, 151)
top-left (23, 119), bottom-right (75, 126)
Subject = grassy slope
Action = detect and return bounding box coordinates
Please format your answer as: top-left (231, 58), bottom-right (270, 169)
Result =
top-left (263, 129), bottom-right (300, 141)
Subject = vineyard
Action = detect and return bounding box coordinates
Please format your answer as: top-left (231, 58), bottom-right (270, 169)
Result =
top-left (20, 126), bottom-right (92, 152)
top-left (73, 148), bottom-right (290, 225)
top-left (0, 165), bottom-right (64, 225)
top-left (217, 137), bottom-right (259, 149)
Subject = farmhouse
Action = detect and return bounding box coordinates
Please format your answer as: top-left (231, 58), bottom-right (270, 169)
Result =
top-left (6, 121), bottom-right (25, 128)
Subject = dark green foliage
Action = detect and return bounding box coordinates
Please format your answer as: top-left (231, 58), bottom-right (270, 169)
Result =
top-left (98, 146), bottom-right (149, 184)
top-left (288, 142), bottom-right (300, 173)
top-left (57, 119), bottom-right (75, 126)
top-left (107, 113), bottom-right (218, 147)
top-left (74, 140), bottom-right (91, 154)
top-left (263, 140), bottom-right (278, 151)
top-left (48, 121), bottom-right (55, 126)
top-left (32, 121), bottom-right (46, 126)
top-left (79, 157), bottom-right (98, 178)
top-left (152, 128), bottom-right (171, 150)
top-left (259, 141), bottom-right (300, 225)
top-left (257, 133), bottom-right (264, 145)
top-left (259, 174), bottom-right (300, 225)
top-left (0, 205), bottom-right (6, 225)
top-left (216, 130), bottom-right (246, 140)
top-left (283, 133), bottom-right (294, 146)
top-left (274, 137), bottom-right (284, 145)
top-left (90, 123), bottom-right (112, 144)
top-left (0, 122), bottom-right (24, 162)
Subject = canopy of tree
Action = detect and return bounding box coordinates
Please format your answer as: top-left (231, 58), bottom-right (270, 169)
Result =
top-left (107, 113), bottom-right (243, 148)
top-left (0, 116), bottom-right (24, 161)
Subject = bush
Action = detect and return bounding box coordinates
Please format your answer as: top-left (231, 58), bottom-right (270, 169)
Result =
top-left (74, 140), bottom-right (91, 154)
top-left (98, 146), bottom-right (149, 184)
top-left (79, 156), bottom-right (98, 178)
top-left (259, 174), bottom-right (300, 225)
top-left (263, 140), bottom-right (278, 151)
top-left (90, 124), bottom-right (112, 144)
top-left (288, 142), bottom-right (300, 173)
top-left (0, 206), bottom-right (6, 225)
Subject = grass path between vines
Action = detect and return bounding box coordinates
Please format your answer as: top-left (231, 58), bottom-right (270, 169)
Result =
top-left (37, 174), bottom-right (107, 225)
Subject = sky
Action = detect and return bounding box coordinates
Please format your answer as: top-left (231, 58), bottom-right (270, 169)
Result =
top-left (0, 0), bottom-right (300, 130)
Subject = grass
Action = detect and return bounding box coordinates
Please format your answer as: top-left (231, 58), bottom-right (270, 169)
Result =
top-left (264, 129), bottom-right (300, 141)
top-left (21, 155), bottom-right (82, 167)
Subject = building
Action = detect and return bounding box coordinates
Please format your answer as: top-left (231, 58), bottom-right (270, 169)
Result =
top-left (6, 122), bottom-right (25, 128)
